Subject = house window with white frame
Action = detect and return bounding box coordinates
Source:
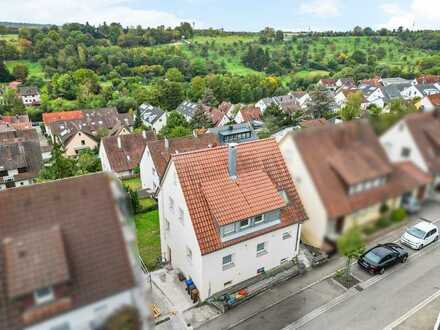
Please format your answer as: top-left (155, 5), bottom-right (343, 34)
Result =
top-left (222, 254), bottom-right (234, 270)
top-left (239, 219), bottom-right (250, 230)
top-left (223, 223), bottom-right (236, 236)
top-left (401, 147), bottom-right (411, 158)
top-left (256, 242), bottom-right (267, 256)
top-left (34, 286), bottom-right (54, 305)
top-left (254, 214), bottom-right (264, 225)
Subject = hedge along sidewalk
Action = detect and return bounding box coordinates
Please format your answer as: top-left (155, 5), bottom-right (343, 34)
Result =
top-left (363, 217), bottom-right (410, 243)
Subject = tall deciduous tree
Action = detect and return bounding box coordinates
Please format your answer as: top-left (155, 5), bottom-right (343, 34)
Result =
top-left (309, 87), bottom-right (336, 119)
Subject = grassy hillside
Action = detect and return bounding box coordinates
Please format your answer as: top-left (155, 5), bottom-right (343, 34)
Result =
top-left (5, 60), bottom-right (44, 78)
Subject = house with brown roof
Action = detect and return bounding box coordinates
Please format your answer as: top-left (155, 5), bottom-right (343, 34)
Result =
top-left (100, 131), bottom-right (156, 178)
top-left (234, 106), bottom-right (262, 124)
top-left (0, 173), bottom-right (151, 330)
top-left (317, 79), bottom-right (337, 91)
top-left (42, 111), bottom-right (84, 136)
top-left (140, 134), bottom-right (219, 194)
top-left (418, 94), bottom-right (440, 112)
top-left (0, 127), bottom-right (42, 191)
top-left (381, 111), bottom-right (440, 200)
top-left (18, 86), bottom-right (40, 106)
top-left (280, 120), bottom-right (430, 249)
top-left (0, 114), bottom-right (32, 130)
top-left (157, 139), bottom-right (307, 300)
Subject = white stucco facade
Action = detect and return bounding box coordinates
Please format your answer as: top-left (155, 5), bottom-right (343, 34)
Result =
top-left (279, 135), bottom-right (329, 248)
top-left (380, 120), bottom-right (429, 173)
top-left (158, 161), bottom-right (301, 301)
top-left (139, 146), bottom-right (161, 193)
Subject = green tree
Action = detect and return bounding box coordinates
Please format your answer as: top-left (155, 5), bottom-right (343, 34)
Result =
top-left (133, 106), bottom-right (143, 129)
top-left (165, 68), bottom-right (184, 82)
top-left (12, 64), bottom-right (29, 81)
top-left (200, 88), bottom-right (218, 106)
top-left (76, 149), bottom-right (102, 175)
top-left (308, 87), bottom-right (336, 119)
top-left (39, 142), bottom-right (76, 180)
top-left (0, 61), bottom-right (13, 82)
top-left (340, 92), bottom-right (363, 121)
top-left (159, 111), bottom-right (191, 138)
top-left (337, 227), bottom-right (365, 280)
top-left (190, 107), bottom-right (213, 129)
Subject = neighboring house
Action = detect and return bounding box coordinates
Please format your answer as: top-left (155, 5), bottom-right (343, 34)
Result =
top-left (42, 111), bottom-right (84, 136)
top-left (334, 89), bottom-right (369, 110)
top-left (176, 101), bottom-right (200, 121)
top-left (317, 79), bottom-right (337, 91)
top-left (380, 77), bottom-right (412, 86)
top-left (381, 111), bottom-right (440, 200)
top-left (413, 75), bottom-right (440, 85)
top-left (18, 86), bottom-right (40, 106)
top-left (202, 105), bottom-right (227, 127)
top-left (117, 112), bottom-right (134, 131)
top-left (158, 139), bottom-right (307, 300)
top-left (289, 91), bottom-right (312, 109)
top-left (140, 134), bottom-right (219, 194)
top-left (100, 131), bottom-right (156, 179)
top-left (418, 94), bottom-right (440, 112)
top-left (401, 84), bottom-right (440, 100)
top-left (380, 84), bottom-right (411, 102)
top-left (138, 103), bottom-right (167, 132)
top-left (47, 108), bottom-right (131, 156)
top-left (0, 173), bottom-right (150, 330)
top-left (359, 85), bottom-right (385, 108)
top-left (0, 114), bottom-right (32, 130)
top-left (216, 101), bottom-right (235, 126)
top-left (359, 77), bottom-right (381, 88)
top-left (279, 120), bottom-right (430, 249)
top-left (336, 78), bottom-right (356, 89)
top-left (0, 126), bottom-right (42, 191)
top-left (234, 106), bottom-right (262, 124)
top-left (207, 122), bottom-right (257, 145)
top-left (255, 95), bottom-right (299, 113)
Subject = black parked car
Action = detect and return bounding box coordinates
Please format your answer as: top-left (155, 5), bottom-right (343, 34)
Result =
top-left (358, 243), bottom-right (408, 275)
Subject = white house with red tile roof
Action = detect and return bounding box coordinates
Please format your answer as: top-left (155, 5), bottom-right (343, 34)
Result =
top-left (157, 139), bottom-right (307, 300)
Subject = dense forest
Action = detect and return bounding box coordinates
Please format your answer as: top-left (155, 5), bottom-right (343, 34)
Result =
top-left (0, 22), bottom-right (439, 122)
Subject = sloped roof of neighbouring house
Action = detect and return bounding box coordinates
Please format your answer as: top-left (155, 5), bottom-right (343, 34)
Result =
top-left (300, 118), bottom-right (328, 128)
top-left (239, 106), bottom-right (262, 122)
top-left (425, 94), bottom-right (440, 107)
top-left (18, 86), bottom-right (39, 97)
top-left (0, 115), bottom-right (31, 130)
top-left (287, 120), bottom-right (429, 218)
top-left (43, 111), bottom-right (84, 125)
top-left (404, 111), bottom-right (440, 174)
top-left (102, 131), bottom-right (156, 173)
top-left (176, 101), bottom-right (200, 119)
top-left (414, 84), bottom-right (440, 96)
top-left (0, 173), bottom-right (136, 330)
top-left (147, 134), bottom-right (219, 180)
top-left (416, 75), bottom-right (440, 85)
top-left (171, 138), bottom-right (307, 255)
top-left (139, 103), bottom-right (165, 125)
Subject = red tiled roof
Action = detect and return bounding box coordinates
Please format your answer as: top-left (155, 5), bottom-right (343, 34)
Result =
top-left (201, 170), bottom-right (286, 225)
top-left (291, 120), bottom-right (428, 218)
top-left (239, 107), bottom-right (262, 122)
top-left (319, 79), bottom-right (336, 86)
top-left (147, 134), bottom-right (219, 179)
top-left (417, 75), bottom-right (440, 84)
top-left (0, 174), bottom-right (135, 330)
top-left (102, 131), bottom-right (156, 173)
top-left (42, 111), bottom-right (84, 125)
top-left (172, 139), bottom-right (307, 255)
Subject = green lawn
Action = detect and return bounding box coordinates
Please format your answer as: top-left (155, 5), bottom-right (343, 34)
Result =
top-left (192, 35), bottom-right (257, 45)
top-left (135, 209), bottom-right (161, 271)
top-left (5, 60), bottom-right (44, 78)
top-left (0, 34), bottom-right (18, 42)
top-left (139, 197), bottom-right (157, 210)
top-left (292, 70), bottom-right (330, 79)
top-left (122, 176), bottom-right (141, 190)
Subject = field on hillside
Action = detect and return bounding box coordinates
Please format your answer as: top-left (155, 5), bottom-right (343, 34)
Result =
top-left (6, 60), bottom-right (44, 78)
top-left (0, 34), bottom-right (18, 42)
top-left (180, 34), bottom-right (429, 82)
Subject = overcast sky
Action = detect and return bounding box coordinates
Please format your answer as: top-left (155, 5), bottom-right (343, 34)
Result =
top-left (0, 0), bottom-right (439, 31)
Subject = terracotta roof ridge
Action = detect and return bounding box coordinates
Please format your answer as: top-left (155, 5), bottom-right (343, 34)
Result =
top-left (172, 138), bottom-right (276, 159)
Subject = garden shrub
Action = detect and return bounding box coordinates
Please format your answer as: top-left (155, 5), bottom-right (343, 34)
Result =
top-left (376, 217), bottom-right (391, 229)
top-left (390, 208), bottom-right (407, 223)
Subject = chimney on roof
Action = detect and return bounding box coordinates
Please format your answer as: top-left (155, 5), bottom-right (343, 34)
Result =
top-left (117, 136), bottom-right (122, 149)
top-left (228, 143), bottom-right (238, 179)
top-left (164, 137), bottom-right (169, 150)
